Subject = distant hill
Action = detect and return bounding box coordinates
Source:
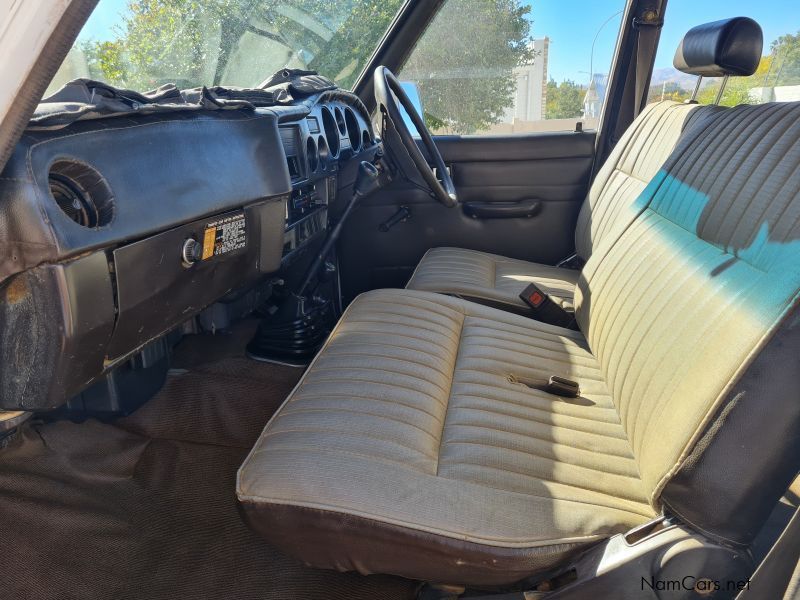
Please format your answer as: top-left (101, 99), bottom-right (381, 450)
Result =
top-left (650, 67), bottom-right (702, 91)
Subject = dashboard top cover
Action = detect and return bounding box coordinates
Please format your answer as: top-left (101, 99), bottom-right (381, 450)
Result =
top-left (0, 110), bottom-right (290, 286)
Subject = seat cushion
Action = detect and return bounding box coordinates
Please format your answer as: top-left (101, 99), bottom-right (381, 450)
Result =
top-left (237, 289), bottom-right (654, 585)
top-left (406, 102), bottom-right (709, 313)
top-left (406, 247), bottom-right (580, 312)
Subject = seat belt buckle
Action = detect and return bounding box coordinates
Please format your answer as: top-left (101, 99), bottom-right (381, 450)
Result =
top-left (519, 283), bottom-right (576, 328)
top-left (520, 283), bottom-right (553, 310)
top-left (545, 376), bottom-right (581, 398)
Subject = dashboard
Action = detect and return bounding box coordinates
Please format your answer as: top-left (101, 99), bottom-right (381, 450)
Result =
top-left (0, 91), bottom-right (378, 411)
top-left (279, 97), bottom-right (377, 265)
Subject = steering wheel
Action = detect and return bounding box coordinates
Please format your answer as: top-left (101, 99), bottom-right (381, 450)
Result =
top-left (373, 66), bottom-right (457, 207)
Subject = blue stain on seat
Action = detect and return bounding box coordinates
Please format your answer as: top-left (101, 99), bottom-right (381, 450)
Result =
top-left (633, 170), bottom-right (800, 324)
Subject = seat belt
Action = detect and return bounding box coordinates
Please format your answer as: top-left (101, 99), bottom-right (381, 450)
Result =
top-left (632, 9), bottom-right (662, 118)
top-left (737, 501), bottom-right (800, 599)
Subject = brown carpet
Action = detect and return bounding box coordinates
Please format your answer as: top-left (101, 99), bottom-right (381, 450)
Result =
top-left (0, 329), bottom-right (419, 600)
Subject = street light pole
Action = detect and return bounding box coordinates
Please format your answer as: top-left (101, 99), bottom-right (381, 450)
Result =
top-left (589, 10), bottom-right (624, 86)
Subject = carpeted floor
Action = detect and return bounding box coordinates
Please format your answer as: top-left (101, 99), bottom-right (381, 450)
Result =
top-left (0, 325), bottom-right (420, 600)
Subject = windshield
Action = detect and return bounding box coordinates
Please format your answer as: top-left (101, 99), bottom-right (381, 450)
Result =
top-left (46, 0), bottom-right (406, 96)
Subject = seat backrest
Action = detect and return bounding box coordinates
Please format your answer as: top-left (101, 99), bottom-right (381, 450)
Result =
top-left (575, 99), bottom-right (800, 544)
top-left (574, 100), bottom-right (701, 261)
top-left (574, 16), bottom-right (765, 264)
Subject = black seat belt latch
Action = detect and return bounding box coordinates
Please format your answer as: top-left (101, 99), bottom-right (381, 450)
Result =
top-left (519, 283), bottom-right (576, 328)
top-left (545, 376), bottom-right (581, 398)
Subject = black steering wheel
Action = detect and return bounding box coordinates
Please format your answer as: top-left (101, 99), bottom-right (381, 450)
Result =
top-left (373, 66), bottom-right (457, 207)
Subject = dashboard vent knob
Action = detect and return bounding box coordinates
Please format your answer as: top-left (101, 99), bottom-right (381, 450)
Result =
top-left (49, 176), bottom-right (94, 226)
top-left (48, 160), bottom-right (114, 228)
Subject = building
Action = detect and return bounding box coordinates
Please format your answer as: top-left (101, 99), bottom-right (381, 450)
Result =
top-left (583, 73), bottom-right (607, 119)
top-left (503, 37), bottom-right (549, 123)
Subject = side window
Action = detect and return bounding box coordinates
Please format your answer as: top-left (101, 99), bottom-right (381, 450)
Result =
top-left (397, 0), bottom-right (624, 135)
top-left (648, 2), bottom-right (800, 106)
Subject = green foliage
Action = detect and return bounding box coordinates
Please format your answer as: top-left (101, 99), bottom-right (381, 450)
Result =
top-left (647, 31), bottom-right (800, 109)
top-left (697, 55), bottom-right (774, 107)
top-left (400, 0), bottom-right (534, 134)
top-left (77, 0), bottom-right (405, 90)
top-left (770, 31), bottom-right (800, 85)
top-left (72, 0), bottom-right (533, 134)
top-left (647, 81), bottom-right (690, 104)
top-left (545, 79), bottom-right (584, 119)
top-left (308, 1), bottom-right (402, 89)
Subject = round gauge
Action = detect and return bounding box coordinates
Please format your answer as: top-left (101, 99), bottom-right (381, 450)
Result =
top-left (335, 107), bottom-right (346, 135)
top-left (317, 135), bottom-right (329, 170)
top-left (306, 136), bottom-right (318, 173)
top-left (320, 106), bottom-right (340, 157)
top-left (344, 107), bottom-right (361, 152)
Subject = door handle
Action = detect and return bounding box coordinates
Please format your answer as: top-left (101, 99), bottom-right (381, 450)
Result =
top-left (462, 199), bottom-right (541, 219)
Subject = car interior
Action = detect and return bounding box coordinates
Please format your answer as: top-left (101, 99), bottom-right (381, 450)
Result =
top-left (0, 0), bottom-right (798, 599)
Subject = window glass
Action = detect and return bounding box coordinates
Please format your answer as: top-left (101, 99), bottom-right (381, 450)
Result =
top-left (397, 0), bottom-right (625, 135)
top-left (647, 0), bottom-right (800, 106)
top-left (46, 0), bottom-right (407, 96)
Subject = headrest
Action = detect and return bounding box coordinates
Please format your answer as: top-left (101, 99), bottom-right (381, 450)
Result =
top-left (673, 17), bottom-right (763, 77)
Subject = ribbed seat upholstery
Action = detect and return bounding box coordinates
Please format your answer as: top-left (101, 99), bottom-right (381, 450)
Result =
top-left (407, 100), bottom-right (708, 312)
top-left (239, 97), bottom-right (800, 585)
top-left (407, 247), bottom-right (581, 311)
top-left (238, 290), bottom-right (654, 584)
top-left (238, 20), bottom-right (800, 589)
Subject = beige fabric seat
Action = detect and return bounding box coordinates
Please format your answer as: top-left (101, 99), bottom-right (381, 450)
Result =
top-left (238, 98), bottom-right (800, 585)
top-left (407, 100), bottom-right (707, 312)
top-left (407, 247), bottom-right (581, 311)
top-left (238, 290), bottom-right (655, 584)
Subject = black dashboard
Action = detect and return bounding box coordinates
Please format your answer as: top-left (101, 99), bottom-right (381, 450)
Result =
top-left (279, 97), bottom-right (377, 265)
top-left (0, 91), bottom-right (378, 411)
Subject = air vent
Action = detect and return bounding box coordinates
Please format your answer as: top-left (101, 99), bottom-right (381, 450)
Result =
top-left (286, 156), bottom-right (302, 180)
top-left (48, 160), bottom-right (113, 228)
top-left (280, 125), bottom-right (300, 155)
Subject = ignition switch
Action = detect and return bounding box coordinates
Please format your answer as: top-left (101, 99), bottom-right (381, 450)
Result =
top-left (181, 237), bottom-right (203, 266)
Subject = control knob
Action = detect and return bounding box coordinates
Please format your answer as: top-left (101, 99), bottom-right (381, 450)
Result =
top-left (182, 237), bottom-right (203, 266)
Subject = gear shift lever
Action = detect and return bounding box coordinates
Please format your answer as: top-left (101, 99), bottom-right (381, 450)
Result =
top-left (352, 160), bottom-right (381, 198)
top-left (247, 161), bottom-right (384, 365)
top-left (296, 161), bottom-right (380, 297)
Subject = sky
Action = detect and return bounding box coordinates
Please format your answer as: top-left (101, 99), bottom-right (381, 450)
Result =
top-left (528, 0), bottom-right (800, 83)
top-left (79, 0), bottom-right (800, 86)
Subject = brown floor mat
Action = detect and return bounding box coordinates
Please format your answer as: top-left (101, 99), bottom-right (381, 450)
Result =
top-left (0, 330), bottom-right (419, 600)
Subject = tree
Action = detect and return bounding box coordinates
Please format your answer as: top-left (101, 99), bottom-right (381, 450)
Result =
top-left (399, 0), bottom-right (534, 134)
top-left (647, 81), bottom-right (690, 104)
top-left (545, 79), bottom-right (584, 119)
top-left (74, 0), bottom-right (532, 134)
top-left (691, 31), bottom-right (800, 107)
top-left (769, 31), bottom-right (800, 86)
top-left (79, 0), bottom-right (405, 91)
top-left (697, 55), bottom-right (773, 107)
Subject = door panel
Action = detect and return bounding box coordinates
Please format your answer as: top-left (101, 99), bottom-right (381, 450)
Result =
top-left (339, 131), bottom-right (595, 301)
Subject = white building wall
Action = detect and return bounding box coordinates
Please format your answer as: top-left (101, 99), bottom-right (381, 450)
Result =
top-left (503, 38), bottom-right (549, 123)
top-left (750, 85), bottom-right (800, 103)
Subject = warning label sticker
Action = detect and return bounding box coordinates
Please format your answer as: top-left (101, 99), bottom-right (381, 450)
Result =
top-left (201, 212), bottom-right (246, 260)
